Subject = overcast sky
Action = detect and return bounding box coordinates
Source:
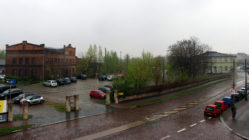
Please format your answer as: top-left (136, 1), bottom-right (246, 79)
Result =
top-left (0, 0), bottom-right (249, 57)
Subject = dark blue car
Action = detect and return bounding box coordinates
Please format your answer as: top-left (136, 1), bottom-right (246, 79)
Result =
top-left (222, 96), bottom-right (233, 106)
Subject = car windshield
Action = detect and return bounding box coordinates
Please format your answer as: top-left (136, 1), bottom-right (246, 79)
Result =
top-left (26, 96), bottom-right (33, 100)
top-left (97, 91), bottom-right (104, 94)
top-left (206, 106), bottom-right (214, 111)
top-left (223, 98), bottom-right (230, 101)
top-left (215, 102), bottom-right (222, 106)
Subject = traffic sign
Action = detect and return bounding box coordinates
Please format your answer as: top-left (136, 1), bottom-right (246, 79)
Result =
top-left (10, 79), bottom-right (16, 85)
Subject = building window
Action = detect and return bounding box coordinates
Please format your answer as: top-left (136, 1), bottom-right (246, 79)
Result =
top-left (19, 58), bottom-right (23, 64)
top-left (12, 69), bottom-right (16, 75)
top-left (31, 69), bottom-right (36, 78)
top-left (18, 69), bottom-right (23, 76)
top-left (225, 58), bottom-right (227, 62)
top-left (32, 57), bottom-right (35, 64)
top-left (12, 58), bottom-right (16, 64)
top-left (25, 58), bottom-right (29, 64)
top-left (225, 66), bottom-right (228, 71)
top-left (25, 69), bottom-right (29, 76)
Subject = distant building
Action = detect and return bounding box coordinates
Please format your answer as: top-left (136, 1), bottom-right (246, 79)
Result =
top-left (5, 41), bottom-right (76, 80)
top-left (0, 59), bottom-right (5, 74)
top-left (203, 51), bottom-right (236, 73)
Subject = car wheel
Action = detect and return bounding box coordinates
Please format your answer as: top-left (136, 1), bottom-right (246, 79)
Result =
top-left (40, 100), bottom-right (44, 104)
top-left (90, 95), bottom-right (93, 98)
top-left (28, 102), bottom-right (31, 106)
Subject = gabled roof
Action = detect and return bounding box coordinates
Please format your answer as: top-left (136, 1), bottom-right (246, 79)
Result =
top-left (203, 51), bottom-right (236, 57)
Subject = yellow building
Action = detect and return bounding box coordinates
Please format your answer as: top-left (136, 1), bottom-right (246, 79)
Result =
top-left (203, 51), bottom-right (236, 73)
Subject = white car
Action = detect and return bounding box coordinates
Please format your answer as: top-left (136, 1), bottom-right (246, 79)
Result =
top-left (43, 80), bottom-right (58, 87)
top-left (20, 95), bottom-right (44, 106)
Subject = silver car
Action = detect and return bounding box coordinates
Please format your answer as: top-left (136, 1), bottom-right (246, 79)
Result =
top-left (20, 95), bottom-right (44, 106)
top-left (43, 80), bottom-right (58, 87)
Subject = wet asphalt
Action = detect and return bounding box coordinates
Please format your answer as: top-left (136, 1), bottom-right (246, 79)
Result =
top-left (13, 79), bottom-right (113, 125)
top-left (0, 73), bottom-right (247, 140)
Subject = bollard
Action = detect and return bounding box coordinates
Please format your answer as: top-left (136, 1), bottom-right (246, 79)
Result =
top-left (7, 100), bottom-right (13, 122)
top-left (106, 91), bottom-right (110, 105)
top-left (23, 101), bottom-right (29, 120)
top-left (66, 96), bottom-right (71, 112)
top-left (74, 95), bottom-right (79, 111)
top-left (114, 90), bottom-right (119, 104)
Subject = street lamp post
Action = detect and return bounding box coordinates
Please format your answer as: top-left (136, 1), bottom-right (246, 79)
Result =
top-left (245, 59), bottom-right (248, 101)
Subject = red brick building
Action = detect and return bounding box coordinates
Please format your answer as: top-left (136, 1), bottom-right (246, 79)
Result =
top-left (5, 41), bottom-right (76, 80)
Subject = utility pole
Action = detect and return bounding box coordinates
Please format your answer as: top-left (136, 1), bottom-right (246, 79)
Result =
top-left (245, 59), bottom-right (248, 101)
top-left (232, 59), bottom-right (235, 88)
top-left (162, 56), bottom-right (165, 84)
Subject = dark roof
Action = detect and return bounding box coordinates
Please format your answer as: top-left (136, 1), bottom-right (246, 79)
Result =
top-left (203, 51), bottom-right (236, 57)
top-left (0, 59), bottom-right (5, 65)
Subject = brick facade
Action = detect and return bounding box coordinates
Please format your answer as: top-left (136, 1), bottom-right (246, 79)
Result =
top-left (5, 41), bottom-right (76, 80)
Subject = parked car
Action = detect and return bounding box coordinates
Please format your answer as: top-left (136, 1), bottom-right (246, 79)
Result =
top-left (56, 78), bottom-right (64, 86)
top-left (43, 80), bottom-right (58, 87)
top-left (63, 77), bottom-right (71, 84)
top-left (237, 90), bottom-right (247, 98)
top-left (98, 87), bottom-right (111, 93)
top-left (104, 85), bottom-right (113, 89)
top-left (20, 95), bottom-right (44, 106)
top-left (107, 75), bottom-right (117, 81)
top-left (204, 104), bottom-right (221, 117)
top-left (222, 96), bottom-right (233, 106)
top-left (0, 88), bottom-right (23, 100)
top-left (70, 77), bottom-right (77, 83)
top-left (13, 93), bottom-right (34, 104)
top-left (231, 93), bottom-right (243, 102)
top-left (77, 74), bottom-right (87, 80)
top-left (241, 88), bottom-right (248, 94)
top-left (214, 100), bottom-right (228, 112)
top-left (0, 75), bottom-right (5, 80)
top-left (90, 89), bottom-right (106, 99)
top-left (0, 84), bottom-right (16, 93)
top-left (98, 75), bottom-right (107, 81)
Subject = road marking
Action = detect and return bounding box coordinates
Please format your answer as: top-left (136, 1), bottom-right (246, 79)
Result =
top-left (74, 121), bottom-right (145, 140)
top-left (200, 120), bottom-right (205, 123)
top-left (189, 102), bottom-right (198, 105)
top-left (190, 123), bottom-right (197, 127)
top-left (177, 128), bottom-right (186, 133)
top-left (172, 107), bottom-right (186, 111)
top-left (160, 135), bottom-right (171, 140)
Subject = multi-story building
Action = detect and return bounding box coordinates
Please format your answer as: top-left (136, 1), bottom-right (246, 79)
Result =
top-left (203, 51), bottom-right (236, 73)
top-left (5, 41), bottom-right (76, 80)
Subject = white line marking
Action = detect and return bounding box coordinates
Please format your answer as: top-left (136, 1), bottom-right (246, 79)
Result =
top-left (160, 135), bottom-right (171, 140)
top-left (190, 123), bottom-right (197, 127)
top-left (177, 128), bottom-right (186, 133)
top-left (200, 120), bottom-right (205, 123)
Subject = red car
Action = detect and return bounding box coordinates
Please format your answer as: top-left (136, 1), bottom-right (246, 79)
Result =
top-left (90, 89), bottom-right (106, 99)
top-left (204, 104), bottom-right (221, 117)
top-left (214, 100), bottom-right (228, 112)
top-left (104, 85), bottom-right (112, 89)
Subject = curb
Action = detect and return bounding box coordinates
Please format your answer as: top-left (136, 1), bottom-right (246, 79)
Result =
top-left (220, 116), bottom-right (249, 140)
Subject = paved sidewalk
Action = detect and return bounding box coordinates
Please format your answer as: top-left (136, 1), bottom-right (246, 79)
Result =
top-left (221, 98), bottom-right (249, 140)
top-left (0, 120), bottom-right (31, 129)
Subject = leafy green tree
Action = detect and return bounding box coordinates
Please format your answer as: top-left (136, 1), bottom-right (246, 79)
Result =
top-left (0, 50), bottom-right (5, 59)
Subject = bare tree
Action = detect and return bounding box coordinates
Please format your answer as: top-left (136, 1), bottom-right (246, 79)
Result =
top-left (167, 37), bottom-right (211, 80)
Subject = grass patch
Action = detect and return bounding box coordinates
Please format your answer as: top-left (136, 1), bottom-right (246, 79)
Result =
top-left (130, 79), bottom-right (229, 108)
top-left (46, 101), bottom-right (66, 112)
top-left (13, 114), bottom-right (32, 121)
top-left (99, 100), bottom-right (106, 105)
top-left (31, 82), bottom-right (43, 87)
top-left (0, 124), bottom-right (32, 135)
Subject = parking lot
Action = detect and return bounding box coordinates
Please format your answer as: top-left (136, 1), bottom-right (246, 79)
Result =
top-left (12, 79), bottom-right (114, 125)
